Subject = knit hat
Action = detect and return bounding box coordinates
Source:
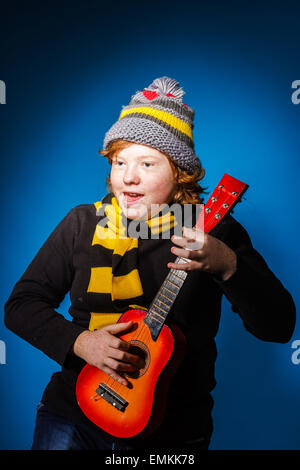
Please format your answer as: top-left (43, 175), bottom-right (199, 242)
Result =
top-left (103, 76), bottom-right (202, 174)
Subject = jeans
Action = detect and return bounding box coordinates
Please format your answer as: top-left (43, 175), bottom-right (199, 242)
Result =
top-left (31, 403), bottom-right (136, 450)
top-left (31, 403), bottom-right (210, 451)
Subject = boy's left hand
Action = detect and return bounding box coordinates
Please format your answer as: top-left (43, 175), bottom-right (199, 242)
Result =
top-left (168, 226), bottom-right (237, 281)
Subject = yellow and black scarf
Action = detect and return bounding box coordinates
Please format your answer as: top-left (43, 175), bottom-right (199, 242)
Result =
top-left (87, 193), bottom-right (178, 331)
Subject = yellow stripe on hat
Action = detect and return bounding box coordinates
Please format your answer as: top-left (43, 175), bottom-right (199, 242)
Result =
top-left (119, 106), bottom-right (193, 140)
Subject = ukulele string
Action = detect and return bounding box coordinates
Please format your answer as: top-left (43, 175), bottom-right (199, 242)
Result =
top-left (106, 185), bottom-right (241, 395)
top-left (109, 190), bottom-right (235, 395)
top-left (108, 189), bottom-right (232, 394)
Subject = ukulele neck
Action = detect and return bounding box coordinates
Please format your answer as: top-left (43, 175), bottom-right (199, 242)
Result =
top-left (144, 257), bottom-right (188, 340)
top-left (143, 173), bottom-right (248, 342)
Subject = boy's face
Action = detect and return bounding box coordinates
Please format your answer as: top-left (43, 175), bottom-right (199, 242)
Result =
top-left (110, 143), bottom-right (176, 220)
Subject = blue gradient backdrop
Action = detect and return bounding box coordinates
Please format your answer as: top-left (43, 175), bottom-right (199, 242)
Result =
top-left (0, 0), bottom-right (299, 450)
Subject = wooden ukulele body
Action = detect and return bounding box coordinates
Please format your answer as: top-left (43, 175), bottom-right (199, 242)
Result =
top-left (76, 308), bottom-right (186, 439)
top-left (76, 174), bottom-right (248, 439)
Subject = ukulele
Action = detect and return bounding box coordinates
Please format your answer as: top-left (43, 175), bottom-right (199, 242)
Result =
top-left (76, 174), bottom-right (248, 439)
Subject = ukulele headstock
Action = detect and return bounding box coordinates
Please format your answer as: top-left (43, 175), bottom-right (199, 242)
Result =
top-left (195, 174), bottom-right (249, 234)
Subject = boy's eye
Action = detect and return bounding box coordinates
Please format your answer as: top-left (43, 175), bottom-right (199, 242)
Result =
top-left (143, 162), bottom-right (153, 167)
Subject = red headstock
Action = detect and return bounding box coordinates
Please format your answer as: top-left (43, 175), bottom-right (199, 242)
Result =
top-left (195, 174), bottom-right (248, 234)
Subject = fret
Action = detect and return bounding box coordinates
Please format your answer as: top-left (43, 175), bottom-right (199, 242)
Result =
top-left (165, 278), bottom-right (179, 293)
top-left (151, 303), bottom-right (168, 318)
top-left (154, 300), bottom-right (170, 315)
top-left (168, 275), bottom-right (183, 288)
top-left (143, 174), bottom-right (248, 342)
top-left (167, 274), bottom-right (182, 288)
top-left (171, 271), bottom-right (185, 281)
top-left (156, 296), bottom-right (172, 309)
top-left (161, 285), bottom-right (176, 298)
top-left (159, 292), bottom-right (173, 306)
top-left (166, 279), bottom-right (178, 288)
top-left (148, 312), bottom-right (164, 323)
top-left (175, 270), bottom-right (187, 281)
top-left (176, 256), bottom-right (190, 266)
top-left (144, 314), bottom-right (163, 340)
top-left (149, 305), bottom-right (166, 320)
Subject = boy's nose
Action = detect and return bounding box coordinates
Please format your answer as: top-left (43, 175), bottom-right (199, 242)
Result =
top-left (123, 166), bottom-right (140, 185)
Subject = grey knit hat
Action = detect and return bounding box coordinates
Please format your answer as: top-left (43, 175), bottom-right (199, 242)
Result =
top-left (103, 76), bottom-right (202, 174)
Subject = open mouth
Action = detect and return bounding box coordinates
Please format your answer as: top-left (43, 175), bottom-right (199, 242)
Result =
top-left (123, 192), bottom-right (145, 205)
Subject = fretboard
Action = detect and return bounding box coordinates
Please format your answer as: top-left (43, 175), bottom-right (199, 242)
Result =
top-left (144, 257), bottom-right (189, 340)
top-left (143, 174), bottom-right (248, 341)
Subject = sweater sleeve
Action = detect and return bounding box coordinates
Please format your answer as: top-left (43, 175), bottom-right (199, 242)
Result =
top-left (211, 215), bottom-right (296, 343)
top-left (4, 207), bottom-right (87, 365)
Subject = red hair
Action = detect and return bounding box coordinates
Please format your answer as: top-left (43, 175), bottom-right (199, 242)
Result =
top-left (99, 140), bottom-right (207, 205)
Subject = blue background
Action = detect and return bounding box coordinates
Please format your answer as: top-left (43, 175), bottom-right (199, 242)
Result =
top-left (0, 0), bottom-right (299, 450)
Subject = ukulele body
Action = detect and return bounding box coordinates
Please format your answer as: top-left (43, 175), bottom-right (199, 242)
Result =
top-left (76, 308), bottom-right (186, 439)
top-left (76, 174), bottom-right (248, 439)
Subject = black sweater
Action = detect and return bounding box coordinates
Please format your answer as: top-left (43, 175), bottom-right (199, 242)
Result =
top-left (4, 203), bottom-right (296, 445)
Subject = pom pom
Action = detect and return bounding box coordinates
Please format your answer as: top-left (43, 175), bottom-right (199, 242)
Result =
top-left (145, 76), bottom-right (185, 101)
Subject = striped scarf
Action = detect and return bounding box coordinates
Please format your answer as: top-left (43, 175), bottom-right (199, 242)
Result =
top-left (87, 193), bottom-right (177, 331)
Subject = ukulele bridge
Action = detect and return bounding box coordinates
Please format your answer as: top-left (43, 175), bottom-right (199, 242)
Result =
top-left (96, 383), bottom-right (128, 412)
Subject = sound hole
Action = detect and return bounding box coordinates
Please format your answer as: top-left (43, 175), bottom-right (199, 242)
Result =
top-left (125, 340), bottom-right (150, 378)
